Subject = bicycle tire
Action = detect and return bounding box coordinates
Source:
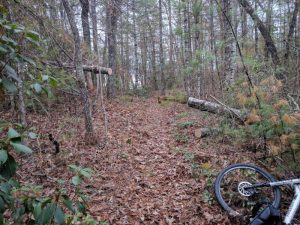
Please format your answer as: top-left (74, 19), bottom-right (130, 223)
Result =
top-left (214, 163), bottom-right (281, 217)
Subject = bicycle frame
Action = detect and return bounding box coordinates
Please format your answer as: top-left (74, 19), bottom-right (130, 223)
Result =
top-left (251, 178), bottom-right (300, 225)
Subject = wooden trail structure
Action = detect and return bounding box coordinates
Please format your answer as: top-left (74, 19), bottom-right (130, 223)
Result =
top-left (41, 61), bottom-right (112, 75)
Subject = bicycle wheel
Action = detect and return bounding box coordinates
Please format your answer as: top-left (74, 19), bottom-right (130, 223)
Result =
top-left (214, 163), bottom-right (281, 219)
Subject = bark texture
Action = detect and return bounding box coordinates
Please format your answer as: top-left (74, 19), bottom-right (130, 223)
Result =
top-left (79, 0), bottom-right (91, 50)
top-left (222, 0), bottom-right (235, 87)
top-left (90, 0), bottom-right (98, 54)
top-left (62, 0), bottom-right (94, 137)
top-left (106, 0), bottom-right (120, 98)
top-left (285, 0), bottom-right (299, 61)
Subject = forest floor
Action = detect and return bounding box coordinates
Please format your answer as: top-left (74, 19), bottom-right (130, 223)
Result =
top-left (13, 95), bottom-right (258, 224)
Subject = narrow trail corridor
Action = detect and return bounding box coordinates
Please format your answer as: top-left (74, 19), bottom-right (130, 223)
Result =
top-left (87, 97), bottom-right (237, 224)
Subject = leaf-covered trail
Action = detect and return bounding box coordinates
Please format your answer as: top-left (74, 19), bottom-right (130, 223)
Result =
top-left (87, 97), bottom-right (232, 224)
top-left (17, 96), bottom-right (250, 224)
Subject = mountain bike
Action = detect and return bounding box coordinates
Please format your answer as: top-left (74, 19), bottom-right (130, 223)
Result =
top-left (214, 163), bottom-right (300, 224)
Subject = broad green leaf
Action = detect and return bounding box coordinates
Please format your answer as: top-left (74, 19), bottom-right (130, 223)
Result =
top-left (33, 203), bottom-right (42, 220)
top-left (1, 154), bottom-right (17, 179)
top-left (62, 196), bottom-right (75, 213)
top-left (80, 168), bottom-right (92, 178)
top-left (71, 176), bottom-right (81, 186)
top-left (32, 83), bottom-right (42, 93)
top-left (25, 31), bottom-right (40, 45)
top-left (37, 203), bottom-right (56, 224)
top-left (68, 164), bottom-right (79, 172)
top-left (0, 46), bottom-right (8, 53)
top-left (14, 206), bottom-right (25, 221)
top-left (2, 64), bottom-right (19, 81)
top-left (28, 132), bottom-right (38, 139)
top-left (42, 75), bottom-right (49, 81)
top-left (7, 127), bottom-right (21, 140)
top-left (8, 178), bottom-right (20, 188)
top-left (10, 142), bottom-right (32, 154)
top-left (49, 76), bottom-right (59, 87)
top-left (0, 182), bottom-right (11, 194)
top-left (0, 35), bottom-right (17, 46)
top-left (19, 54), bottom-right (36, 66)
top-left (54, 206), bottom-right (65, 225)
top-left (57, 179), bottom-right (65, 185)
top-left (76, 202), bottom-right (86, 214)
top-left (0, 150), bottom-right (8, 164)
top-left (1, 77), bottom-right (17, 93)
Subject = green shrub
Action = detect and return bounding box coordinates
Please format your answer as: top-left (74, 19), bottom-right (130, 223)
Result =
top-left (0, 122), bottom-right (99, 224)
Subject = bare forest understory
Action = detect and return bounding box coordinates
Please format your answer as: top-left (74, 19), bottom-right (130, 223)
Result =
top-left (3, 95), bottom-right (266, 225)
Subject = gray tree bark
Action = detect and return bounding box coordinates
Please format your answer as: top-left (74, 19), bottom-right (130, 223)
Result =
top-left (106, 0), bottom-right (120, 98)
top-left (79, 0), bottom-right (91, 50)
top-left (17, 64), bottom-right (27, 127)
top-left (90, 0), bottom-right (98, 54)
top-left (284, 0), bottom-right (299, 61)
top-left (79, 0), bottom-right (94, 90)
top-left (167, 0), bottom-right (174, 86)
top-left (145, 5), bottom-right (158, 90)
top-left (132, 0), bottom-right (139, 88)
top-left (159, 0), bottom-right (166, 95)
top-left (62, 0), bottom-right (94, 139)
top-left (222, 0), bottom-right (235, 87)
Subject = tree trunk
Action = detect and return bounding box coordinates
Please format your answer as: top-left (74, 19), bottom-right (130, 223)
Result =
top-left (17, 64), bottom-right (27, 127)
top-left (237, 0), bottom-right (283, 80)
top-left (183, 0), bottom-right (192, 94)
top-left (79, 0), bottom-right (93, 91)
top-left (264, 0), bottom-right (273, 60)
top-left (222, 0), bottom-right (235, 87)
top-left (48, 0), bottom-right (58, 22)
top-left (132, 0), bottom-right (139, 88)
top-left (106, 0), bottom-right (120, 98)
top-left (159, 0), bottom-right (166, 95)
top-left (167, 0), bottom-right (174, 87)
top-left (145, 5), bottom-right (158, 90)
top-left (79, 0), bottom-right (91, 50)
top-left (62, 0), bottom-right (94, 139)
top-left (284, 0), bottom-right (299, 61)
top-left (90, 0), bottom-right (98, 54)
top-left (254, 1), bottom-right (258, 58)
top-left (241, 7), bottom-right (248, 48)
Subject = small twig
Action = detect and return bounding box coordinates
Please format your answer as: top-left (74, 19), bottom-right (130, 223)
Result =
top-left (32, 95), bottom-right (50, 117)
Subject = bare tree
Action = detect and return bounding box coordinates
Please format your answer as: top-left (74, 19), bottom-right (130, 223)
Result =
top-left (158, 0), bottom-right (166, 95)
top-left (237, 0), bottom-right (282, 80)
top-left (106, 0), bottom-right (121, 98)
top-left (62, 0), bottom-right (94, 140)
top-left (132, 0), bottom-right (139, 88)
top-left (284, 0), bottom-right (299, 61)
top-left (222, 0), bottom-right (235, 87)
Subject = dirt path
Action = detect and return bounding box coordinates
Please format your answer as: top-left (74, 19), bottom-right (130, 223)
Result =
top-left (18, 96), bottom-right (248, 224)
top-left (87, 97), bottom-right (232, 224)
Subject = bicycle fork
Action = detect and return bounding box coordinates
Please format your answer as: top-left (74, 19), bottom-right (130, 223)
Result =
top-left (284, 185), bottom-right (300, 225)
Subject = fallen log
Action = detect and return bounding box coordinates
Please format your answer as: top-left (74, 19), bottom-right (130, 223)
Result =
top-left (188, 97), bottom-right (246, 120)
top-left (41, 61), bottom-right (112, 75)
top-left (61, 65), bottom-right (112, 75)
